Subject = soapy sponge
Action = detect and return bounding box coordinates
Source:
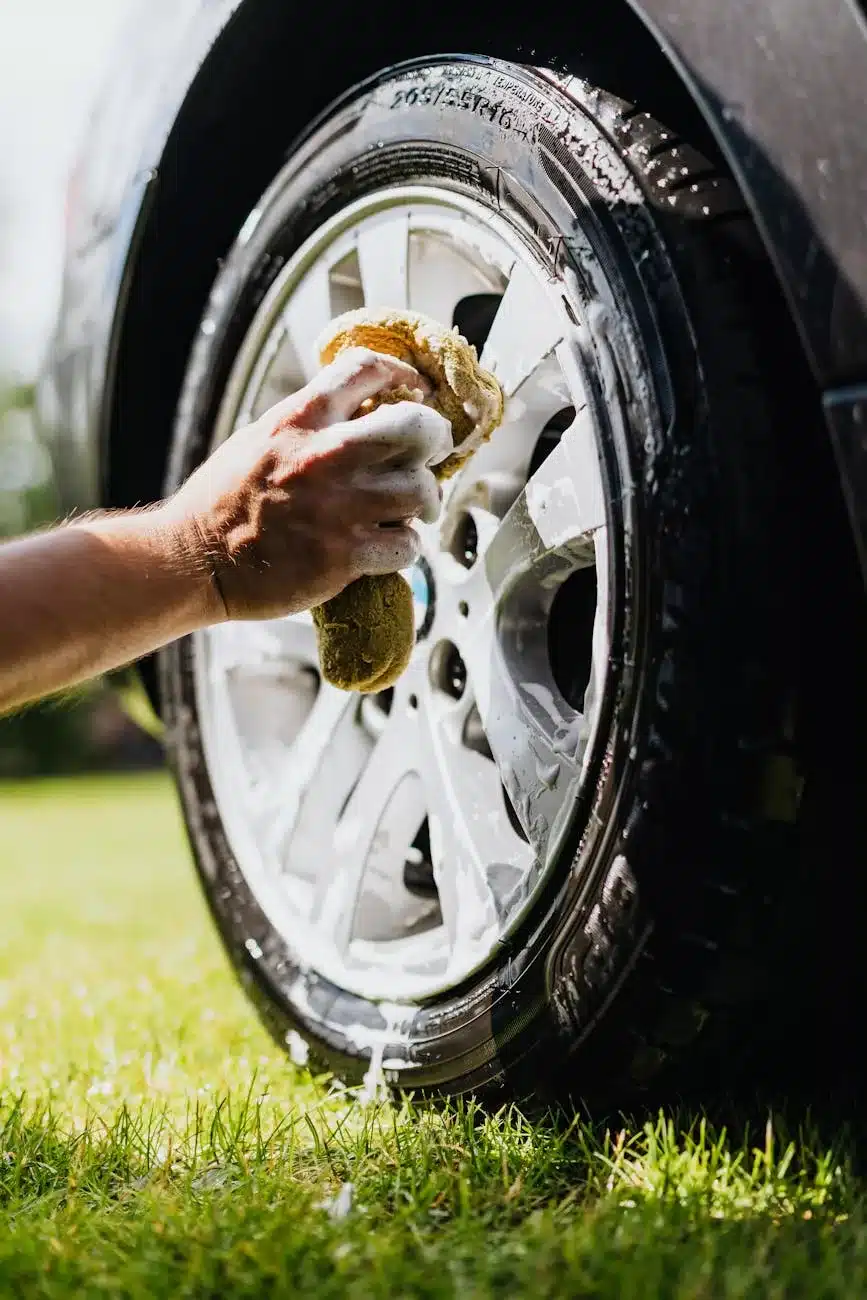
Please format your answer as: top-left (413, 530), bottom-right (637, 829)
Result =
top-left (312, 308), bottom-right (504, 693)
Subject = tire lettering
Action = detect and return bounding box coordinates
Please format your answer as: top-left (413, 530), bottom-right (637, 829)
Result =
top-left (384, 78), bottom-right (534, 139)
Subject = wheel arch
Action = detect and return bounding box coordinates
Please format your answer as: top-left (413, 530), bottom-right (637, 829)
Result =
top-left (103, 0), bottom-right (741, 514)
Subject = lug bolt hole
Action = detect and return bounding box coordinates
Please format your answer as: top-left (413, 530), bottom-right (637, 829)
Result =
top-left (408, 693), bottom-right (418, 710)
top-left (451, 514), bottom-right (478, 568)
top-left (458, 600), bottom-right (469, 618)
top-left (430, 640), bottom-right (467, 700)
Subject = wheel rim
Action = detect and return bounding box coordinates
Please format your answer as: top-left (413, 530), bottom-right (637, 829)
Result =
top-left (193, 186), bottom-right (614, 1002)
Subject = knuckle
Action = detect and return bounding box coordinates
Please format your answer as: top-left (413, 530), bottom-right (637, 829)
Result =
top-left (347, 346), bottom-right (380, 373)
top-left (397, 402), bottom-right (427, 431)
top-left (285, 389), bottom-right (330, 430)
top-left (430, 410), bottom-right (453, 438)
top-left (303, 391), bottom-right (331, 425)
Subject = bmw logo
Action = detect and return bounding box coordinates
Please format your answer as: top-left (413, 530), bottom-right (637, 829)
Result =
top-left (408, 556), bottom-right (435, 640)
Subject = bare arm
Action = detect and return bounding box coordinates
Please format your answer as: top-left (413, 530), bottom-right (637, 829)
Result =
top-left (0, 348), bottom-right (451, 715)
top-left (0, 511), bottom-right (218, 713)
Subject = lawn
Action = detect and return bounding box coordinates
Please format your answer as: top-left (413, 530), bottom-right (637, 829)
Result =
top-left (0, 772), bottom-right (863, 1297)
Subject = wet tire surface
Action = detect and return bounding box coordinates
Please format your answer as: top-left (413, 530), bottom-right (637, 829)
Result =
top-left (159, 57), bottom-right (825, 1113)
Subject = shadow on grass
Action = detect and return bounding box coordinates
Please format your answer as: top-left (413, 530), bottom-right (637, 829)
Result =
top-left (1, 1086), bottom-right (863, 1296)
top-left (1, 1083), bottom-right (854, 1217)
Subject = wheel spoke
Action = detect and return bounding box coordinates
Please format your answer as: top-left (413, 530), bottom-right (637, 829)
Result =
top-left (484, 405), bottom-right (605, 604)
top-left (269, 612), bottom-right (320, 667)
top-left (530, 404), bottom-right (606, 544)
top-left (444, 354), bottom-right (576, 521)
top-left (206, 613), bottom-right (319, 678)
top-left (262, 683), bottom-right (361, 879)
top-left (407, 229), bottom-right (494, 324)
top-left (454, 608), bottom-right (583, 863)
top-left (358, 215), bottom-right (410, 311)
top-left (490, 663), bottom-right (588, 855)
top-left (250, 327), bottom-right (307, 420)
top-left (283, 262), bottom-right (333, 382)
top-left (447, 403), bottom-right (608, 861)
top-left (311, 700), bottom-right (421, 952)
top-left (480, 261), bottom-right (565, 396)
top-left (417, 702), bottom-right (531, 967)
top-left (350, 773), bottom-right (430, 943)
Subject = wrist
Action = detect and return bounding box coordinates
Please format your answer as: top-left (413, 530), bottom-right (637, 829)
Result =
top-left (150, 504), bottom-right (229, 627)
top-left (79, 504), bottom-right (227, 630)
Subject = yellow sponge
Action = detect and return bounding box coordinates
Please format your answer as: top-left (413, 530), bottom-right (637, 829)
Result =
top-left (312, 308), bottom-right (504, 693)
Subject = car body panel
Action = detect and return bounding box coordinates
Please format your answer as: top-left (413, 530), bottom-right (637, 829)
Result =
top-left (37, 0), bottom-right (867, 574)
top-left (37, 0), bottom-right (238, 510)
top-left (638, 0), bottom-right (867, 388)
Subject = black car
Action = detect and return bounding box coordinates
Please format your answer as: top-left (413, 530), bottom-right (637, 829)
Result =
top-left (37, 0), bottom-right (867, 1108)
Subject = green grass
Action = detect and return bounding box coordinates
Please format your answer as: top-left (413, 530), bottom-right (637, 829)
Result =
top-left (0, 772), bottom-right (864, 1297)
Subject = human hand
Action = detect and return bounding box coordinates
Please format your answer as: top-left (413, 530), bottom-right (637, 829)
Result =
top-left (161, 348), bottom-right (453, 621)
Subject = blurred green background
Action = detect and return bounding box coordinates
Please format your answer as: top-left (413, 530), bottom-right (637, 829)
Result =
top-left (0, 0), bottom-right (150, 779)
top-left (0, 381), bottom-right (161, 776)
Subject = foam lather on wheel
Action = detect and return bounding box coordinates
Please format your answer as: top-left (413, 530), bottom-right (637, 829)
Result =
top-left (311, 308), bottom-right (504, 693)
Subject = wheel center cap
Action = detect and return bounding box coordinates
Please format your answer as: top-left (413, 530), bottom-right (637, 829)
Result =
top-left (409, 556), bottom-right (435, 640)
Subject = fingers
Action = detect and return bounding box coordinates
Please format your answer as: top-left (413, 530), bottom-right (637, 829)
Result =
top-left (290, 348), bottom-right (429, 429)
top-left (353, 524), bottom-right (420, 576)
top-left (336, 401), bottom-right (454, 469)
top-left (355, 466), bottom-right (442, 526)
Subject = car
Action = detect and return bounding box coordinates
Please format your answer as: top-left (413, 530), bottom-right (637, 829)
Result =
top-left (37, 0), bottom-right (867, 1110)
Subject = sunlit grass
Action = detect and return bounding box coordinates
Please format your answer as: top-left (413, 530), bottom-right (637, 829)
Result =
top-left (0, 773), bottom-right (863, 1297)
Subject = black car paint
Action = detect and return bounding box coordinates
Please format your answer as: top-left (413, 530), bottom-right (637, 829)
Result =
top-left (641, 0), bottom-right (867, 390)
top-left (38, 0), bottom-right (867, 580)
top-left (635, 0), bottom-right (867, 579)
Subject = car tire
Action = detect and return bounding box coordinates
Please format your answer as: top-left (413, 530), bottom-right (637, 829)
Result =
top-left (159, 57), bottom-right (802, 1110)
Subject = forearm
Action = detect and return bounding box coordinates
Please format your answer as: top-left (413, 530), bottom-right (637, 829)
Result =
top-left (0, 351), bottom-right (449, 716)
top-left (0, 507), bottom-right (223, 714)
